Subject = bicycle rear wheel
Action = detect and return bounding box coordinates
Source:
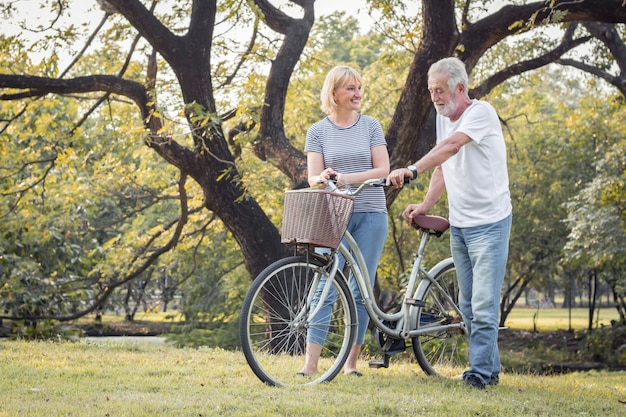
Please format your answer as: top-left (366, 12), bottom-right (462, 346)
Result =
top-left (411, 259), bottom-right (469, 377)
top-left (239, 255), bottom-right (356, 387)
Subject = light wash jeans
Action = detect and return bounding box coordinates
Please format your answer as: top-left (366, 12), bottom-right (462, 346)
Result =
top-left (307, 212), bottom-right (388, 346)
top-left (451, 214), bottom-right (512, 385)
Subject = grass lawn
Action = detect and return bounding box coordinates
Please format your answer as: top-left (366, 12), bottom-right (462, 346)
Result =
top-left (1, 307), bottom-right (623, 416)
top-left (1, 338), bottom-right (625, 417)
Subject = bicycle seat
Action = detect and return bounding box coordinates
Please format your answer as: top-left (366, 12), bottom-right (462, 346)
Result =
top-left (411, 215), bottom-right (450, 235)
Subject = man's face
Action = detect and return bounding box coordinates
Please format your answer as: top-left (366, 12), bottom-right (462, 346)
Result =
top-left (428, 73), bottom-right (458, 118)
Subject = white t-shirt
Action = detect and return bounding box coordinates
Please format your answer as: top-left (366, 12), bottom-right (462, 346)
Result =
top-left (437, 100), bottom-right (512, 228)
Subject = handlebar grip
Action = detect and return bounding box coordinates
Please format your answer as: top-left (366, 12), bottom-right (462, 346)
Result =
top-left (366, 177), bottom-right (411, 188)
top-left (376, 177), bottom-right (410, 186)
top-left (316, 173), bottom-right (337, 185)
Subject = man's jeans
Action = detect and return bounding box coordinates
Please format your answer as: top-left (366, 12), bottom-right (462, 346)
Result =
top-left (450, 214), bottom-right (512, 384)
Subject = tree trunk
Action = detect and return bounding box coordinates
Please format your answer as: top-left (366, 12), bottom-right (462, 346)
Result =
top-left (587, 269), bottom-right (598, 332)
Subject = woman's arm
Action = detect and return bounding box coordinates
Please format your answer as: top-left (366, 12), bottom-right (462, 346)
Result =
top-left (307, 145), bottom-right (390, 187)
top-left (307, 152), bottom-right (327, 188)
top-left (337, 145), bottom-right (390, 184)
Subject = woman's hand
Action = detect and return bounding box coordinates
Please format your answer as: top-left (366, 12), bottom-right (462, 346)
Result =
top-left (319, 167), bottom-right (337, 183)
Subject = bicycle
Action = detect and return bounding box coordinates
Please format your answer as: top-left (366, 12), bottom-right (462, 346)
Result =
top-left (239, 178), bottom-right (467, 387)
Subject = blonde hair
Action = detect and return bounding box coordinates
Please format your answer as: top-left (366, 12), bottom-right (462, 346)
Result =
top-left (320, 66), bottom-right (363, 115)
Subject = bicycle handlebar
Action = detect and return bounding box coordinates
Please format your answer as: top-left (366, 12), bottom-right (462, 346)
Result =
top-left (323, 175), bottom-right (409, 196)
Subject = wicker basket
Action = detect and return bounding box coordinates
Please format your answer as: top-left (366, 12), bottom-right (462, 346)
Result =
top-left (281, 189), bottom-right (355, 249)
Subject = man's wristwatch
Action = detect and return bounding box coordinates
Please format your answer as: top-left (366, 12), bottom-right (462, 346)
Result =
top-left (407, 165), bottom-right (418, 180)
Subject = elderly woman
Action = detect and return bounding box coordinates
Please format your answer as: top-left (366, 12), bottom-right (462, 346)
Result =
top-left (299, 65), bottom-right (390, 377)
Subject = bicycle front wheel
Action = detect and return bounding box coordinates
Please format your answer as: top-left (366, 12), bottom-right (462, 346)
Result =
top-left (411, 259), bottom-right (469, 377)
top-left (239, 255), bottom-right (356, 387)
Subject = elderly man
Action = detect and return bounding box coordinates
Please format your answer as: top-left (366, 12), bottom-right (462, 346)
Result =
top-left (387, 57), bottom-right (512, 390)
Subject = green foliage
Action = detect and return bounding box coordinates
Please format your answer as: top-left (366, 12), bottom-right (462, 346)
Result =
top-left (562, 101), bottom-right (626, 270)
top-left (0, 76), bottom-right (186, 321)
top-left (559, 94), bottom-right (626, 320)
top-left (9, 319), bottom-right (82, 340)
top-left (158, 223), bottom-right (249, 349)
top-left (485, 66), bottom-right (625, 323)
top-left (365, 0), bottom-right (422, 53)
top-left (583, 323), bottom-right (626, 366)
top-left (1, 95), bottom-right (99, 318)
top-left (489, 69), bottom-right (574, 302)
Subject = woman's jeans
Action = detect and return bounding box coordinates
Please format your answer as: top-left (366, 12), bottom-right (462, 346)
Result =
top-left (451, 214), bottom-right (512, 384)
top-left (307, 212), bottom-right (388, 346)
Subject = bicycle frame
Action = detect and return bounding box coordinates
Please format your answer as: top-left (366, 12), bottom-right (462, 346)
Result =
top-left (311, 226), bottom-right (464, 341)
top-left (240, 178), bottom-right (469, 385)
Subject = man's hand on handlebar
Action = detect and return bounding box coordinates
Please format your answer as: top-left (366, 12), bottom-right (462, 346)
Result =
top-left (386, 168), bottom-right (413, 188)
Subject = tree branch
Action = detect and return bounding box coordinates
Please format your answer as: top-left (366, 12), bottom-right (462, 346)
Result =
top-left (59, 10), bottom-right (111, 79)
top-left (559, 57), bottom-right (626, 96)
top-left (583, 22), bottom-right (626, 70)
top-left (0, 74), bottom-right (148, 113)
top-left (252, 0), bottom-right (314, 184)
top-left (460, 0), bottom-right (626, 71)
top-left (471, 23), bottom-right (591, 98)
top-left (103, 0), bottom-right (185, 65)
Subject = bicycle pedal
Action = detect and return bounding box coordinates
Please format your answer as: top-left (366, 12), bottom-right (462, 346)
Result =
top-left (405, 298), bottom-right (426, 307)
top-left (368, 355), bottom-right (391, 369)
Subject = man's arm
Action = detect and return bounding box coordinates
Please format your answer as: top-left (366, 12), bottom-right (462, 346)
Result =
top-left (387, 132), bottom-right (471, 187)
top-left (402, 166), bottom-right (446, 222)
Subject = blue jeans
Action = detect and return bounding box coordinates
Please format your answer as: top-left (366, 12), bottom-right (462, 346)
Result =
top-left (451, 214), bottom-right (512, 385)
top-left (307, 212), bottom-right (388, 345)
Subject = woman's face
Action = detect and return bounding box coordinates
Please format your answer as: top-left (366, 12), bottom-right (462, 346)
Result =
top-left (333, 78), bottom-right (362, 111)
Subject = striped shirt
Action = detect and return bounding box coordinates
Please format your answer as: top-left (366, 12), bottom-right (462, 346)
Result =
top-left (305, 114), bottom-right (387, 213)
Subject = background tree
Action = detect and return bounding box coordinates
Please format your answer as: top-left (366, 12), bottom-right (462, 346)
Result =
top-left (1, 0), bottom-right (625, 330)
top-left (561, 94), bottom-right (626, 328)
top-left (486, 67), bottom-right (625, 326)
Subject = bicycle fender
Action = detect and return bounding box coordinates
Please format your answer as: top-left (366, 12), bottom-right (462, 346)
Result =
top-left (427, 257), bottom-right (454, 278)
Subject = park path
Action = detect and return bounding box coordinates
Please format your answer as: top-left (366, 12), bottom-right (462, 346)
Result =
top-left (85, 336), bottom-right (166, 344)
